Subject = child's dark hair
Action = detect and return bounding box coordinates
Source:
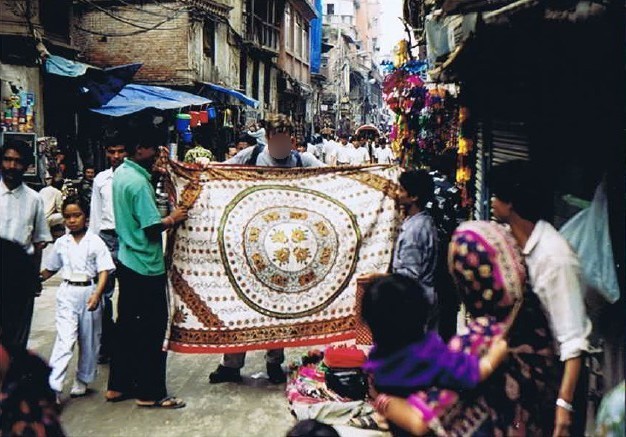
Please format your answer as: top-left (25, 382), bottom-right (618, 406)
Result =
top-left (489, 160), bottom-right (545, 223)
top-left (62, 196), bottom-right (90, 218)
top-left (398, 169), bottom-right (434, 208)
top-left (286, 420), bottom-right (340, 437)
top-left (361, 274), bottom-right (431, 353)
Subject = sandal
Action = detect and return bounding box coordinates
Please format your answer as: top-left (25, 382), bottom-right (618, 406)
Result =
top-left (136, 396), bottom-right (186, 409)
top-left (349, 413), bottom-right (389, 431)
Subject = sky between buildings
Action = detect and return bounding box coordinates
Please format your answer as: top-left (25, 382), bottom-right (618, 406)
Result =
top-left (378, 0), bottom-right (405, 61)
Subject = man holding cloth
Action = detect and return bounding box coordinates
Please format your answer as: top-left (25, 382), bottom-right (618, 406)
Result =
top-left (210, 114), bottom-right (324, 384)
top-left (105, 130), bottom-right (188, 409)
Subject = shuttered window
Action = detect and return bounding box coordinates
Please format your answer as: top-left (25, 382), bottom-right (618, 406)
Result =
top-left (474, 120), bottom-right (531, 220)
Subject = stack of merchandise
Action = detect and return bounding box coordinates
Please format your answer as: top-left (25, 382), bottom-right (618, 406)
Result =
top-left (286, 346), bottom-right (386, 431)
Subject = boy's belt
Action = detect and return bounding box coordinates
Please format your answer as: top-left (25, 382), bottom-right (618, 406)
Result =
top-left (64, 279), bottom-right (95, 286)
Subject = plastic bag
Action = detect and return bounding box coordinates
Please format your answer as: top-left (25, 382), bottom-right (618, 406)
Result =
top-left (560, 180), bottom-right (620, 303)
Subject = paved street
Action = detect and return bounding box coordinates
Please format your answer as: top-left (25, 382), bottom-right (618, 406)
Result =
top-left (30, 276), bottom-right (385, 437)
top-left (31, 277), bottom-right (292, 436)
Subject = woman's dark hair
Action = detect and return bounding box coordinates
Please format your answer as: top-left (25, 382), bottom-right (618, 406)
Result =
top-left (2, 140), bottom-right (33, 166)
top-left (286, 420), bottom-right (340, 437)
top-left (361, 274), bottom-right (430, 353)
top-left (489, 160), bottom-right (545, 223)
top-left (398, 169), bottom-right (435, 208)
top-left (62, 196), bottom-right (89, 218)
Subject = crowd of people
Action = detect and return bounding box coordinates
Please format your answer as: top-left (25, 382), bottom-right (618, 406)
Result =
top-left (0, 113), bottom-right (622, 436)
top-left (182, 121), bottom-right (397, 168)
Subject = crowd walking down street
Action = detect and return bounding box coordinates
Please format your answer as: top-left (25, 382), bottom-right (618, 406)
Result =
top-left (0, 0), bottom-right (624, 436)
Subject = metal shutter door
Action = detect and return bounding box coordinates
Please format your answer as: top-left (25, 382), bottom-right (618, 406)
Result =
top-left (491, 121), bottom-right (531, 165)
top-left (474, 120), bottom-right (531, 220)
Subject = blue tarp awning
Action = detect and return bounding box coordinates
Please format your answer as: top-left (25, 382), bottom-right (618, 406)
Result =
top-left (90, 84), bottom-right (212, 117)
top-left (45, 55), bottom-right (90, 77)
top-left (202, 82), bottom-right (259, 108)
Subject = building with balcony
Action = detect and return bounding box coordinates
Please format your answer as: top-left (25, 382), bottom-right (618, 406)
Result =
top-left (319, 0), bottom-right (382, 133)
top-left (276, 0), bottom-right (318, 135)
top-left (240, 0), bottom-right (281, 121)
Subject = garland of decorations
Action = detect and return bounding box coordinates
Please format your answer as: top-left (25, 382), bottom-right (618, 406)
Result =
top-left (455, 106), bottom-right (476, 209)
top-left (383, 40), bottom-right (462, 170)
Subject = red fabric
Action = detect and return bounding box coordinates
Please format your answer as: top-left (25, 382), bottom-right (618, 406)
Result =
top-left (324, 345), bottom-right (367, 368)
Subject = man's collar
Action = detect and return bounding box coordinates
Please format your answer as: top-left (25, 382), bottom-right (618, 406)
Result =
top-left (0, 180), bottom-right (24, 195)
top-left (522, 220), bottom-right (545, 256)
top-left (123, 158), bottom-right (151, 180)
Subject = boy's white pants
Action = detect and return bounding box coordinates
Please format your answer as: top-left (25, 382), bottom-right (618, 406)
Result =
top-left (49, 283), bottom-right (102, 392)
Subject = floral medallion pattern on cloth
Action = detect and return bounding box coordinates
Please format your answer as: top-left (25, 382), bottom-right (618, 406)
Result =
top-left (164, 159), bottom-right (401, 353)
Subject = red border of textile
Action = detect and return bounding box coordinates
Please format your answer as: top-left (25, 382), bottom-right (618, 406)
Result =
top-left (168, 332), bottom-right (356, 354)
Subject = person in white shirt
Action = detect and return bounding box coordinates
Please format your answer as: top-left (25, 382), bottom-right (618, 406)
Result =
top-left (372, 140), bottom-right (381, 163)
top-left (246, 121), bottom-right (268, 146)
top-left (336, 134), bottom-right (354, 165)
top-left (348, 135), bottom-right (370, 165)
top-left (39, 175), bottom-right (64, 227)
top-left (322, 135), bottom-right (338, 166)
top-left (41, 196), bottom-right (115, 400)
top-left (307, 134), bottom-right (324, 161)
top-left (376, 141), bottom-right (395, 165)
top-left (89, 140), bottom-right (128, 363)
top-left (297, 140), bottom-right (319, 162)
top-left (0, 140), bottom-right (52, 348)
top-left (490, 160), bottom-right (592, 437)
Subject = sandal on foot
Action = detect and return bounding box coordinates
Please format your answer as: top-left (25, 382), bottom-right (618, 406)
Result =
top-left (350, 413), bottom-right (389, 431)
top-left (136, 396), bottom-right (186, 409)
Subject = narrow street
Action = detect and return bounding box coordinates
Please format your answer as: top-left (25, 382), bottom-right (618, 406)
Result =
top-left (32, 276), bottom-right (294, 437)
top-left (2, 0), bottom-right (622, 435)
top-left (31, 276), bottom-right (384, 437)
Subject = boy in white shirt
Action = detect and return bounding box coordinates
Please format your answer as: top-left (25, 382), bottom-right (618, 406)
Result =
top-left (335, 134), bottom-right (352, 165)
top-left (349, 135), bottom-right (370, 165)
top-left (376, 141), bottom-right (395, 164)
top-left (41, 196), bottom-right (115, 402)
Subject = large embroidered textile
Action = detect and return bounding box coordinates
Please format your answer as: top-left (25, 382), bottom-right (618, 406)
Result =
top-left (165, 160), bottom-right (401, 353)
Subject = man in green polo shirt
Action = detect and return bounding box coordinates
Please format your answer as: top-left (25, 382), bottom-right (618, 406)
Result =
top-left (106, 129), bottom-right (188, 409)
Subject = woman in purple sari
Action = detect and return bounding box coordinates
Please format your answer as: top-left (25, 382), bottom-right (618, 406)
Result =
top-left (365, 221), bottom-right (560, 436)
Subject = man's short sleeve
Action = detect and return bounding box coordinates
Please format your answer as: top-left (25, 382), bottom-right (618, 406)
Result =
top-left (224, 146), bottom-right (255, 165)
top-left (33, 195), bottom-right (52, 244)
top-left (132, 184), bottom-right (162, 230)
